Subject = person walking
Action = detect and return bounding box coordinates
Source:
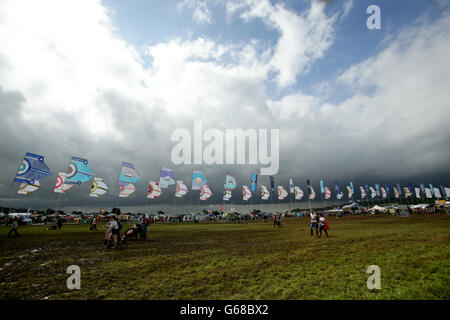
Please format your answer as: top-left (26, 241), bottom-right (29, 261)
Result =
top-left (318, 213), bottom-right (329, 238)
top-left (56, 216), bottom-right (63, 229)
top-left (104, 217), bottom-right (113, 248)
top-left (276, 214), bottom-right (282, 228)
top-left (309, 210), bottom-right (318, 236)
top-left (110, 217), bottom-right (120, 248)
top-left (8, 219), bottom-right (20, 237)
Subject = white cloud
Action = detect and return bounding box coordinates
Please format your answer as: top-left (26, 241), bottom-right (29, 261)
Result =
top-left (341, 0), bottom-right (353, 20)
top-left (228, 0), bottom-right (337, 88)
top-left (178, 0), bottom-right (213, 24)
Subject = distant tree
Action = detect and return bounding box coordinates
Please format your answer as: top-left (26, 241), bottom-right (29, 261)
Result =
top-left (157, 210), bottom-right (164, 215)
top-left (112, 208), bottom-right (121, 215)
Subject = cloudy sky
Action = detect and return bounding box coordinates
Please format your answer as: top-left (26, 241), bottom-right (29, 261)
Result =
top-left (0, 0), bottom-right (449, 210)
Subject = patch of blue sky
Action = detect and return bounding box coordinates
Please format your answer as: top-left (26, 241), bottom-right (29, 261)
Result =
top-left (103, 0), bottom-right (447, 105)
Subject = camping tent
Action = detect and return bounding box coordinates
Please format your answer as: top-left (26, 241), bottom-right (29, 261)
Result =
top-left (369, 205), bottom-right (387, 212)
top-left (411, 204), bottom-right (429, 210)
top-left (342, 202), bottom-right (361, 210)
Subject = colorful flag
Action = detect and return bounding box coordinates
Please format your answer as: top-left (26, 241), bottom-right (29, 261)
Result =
top-left (360, 186), bottom-right (366, 199)
top-left (261, 185), bottom-right (270, 200)
top-left (159, 167), bottom-right (175, 189)
top-left (444, 187), bottom-right (450, 200)
top-left (17, 180), bottom-right (40, 195)
top-left (243, 185), bottom-right (252, 201)
top-left (66, 157), bottom-right (94, 185)
top-left (309, 186), bottom-right (316, 200)
top-left (118, 162), bottom-right (140, 198)
top-left (425, 188), bottom-right (432, 198)
top-left (385, 184), bottom-right (390, 197)
top-left (14, 152), bottom-right (52, 185)
top-left (289, 179), bottom-right (294, 194)
top-left (375, 184), bottom-right (381, 197)
top-left (420, 183), bottom-right (425, 195)
top-left (119, 183), bottom-right (136, 198)
top-left (251, 173), bottom-right (258, 192)
top-left (407, 183), bottom-right (413, 195)
top-left (295, 186), bottom-right (304, 200)
top-left (414, 187), bottom-right (421, 199)
top-left (320, 180), bottom-right (324, 194)
top-left (90, 178), bottom-right (108, 198)
top-left (369, 186), bottom-right (376, 198)
top-left (381, 187), bottom-right (387, 199)
top-left (433, 187), bottom-right (441, 198)
top-left (346, 186), bottom-right (353, 199)
top-left (224, 173), bottom-right (237, 190)
top-left (397, 184), bottom-right (402, 195)
top-left (147, 181), bottom-right (162, 199)
top-left (324, 187), bottom-right (331, 200)
top-left (200, 184), bottom-right (213, 200)
top-left (54, 172), bottom-right (74, 193)
top-left (350, 181), bottom-right (354, 194)
top-left (403, 187), bottom-right (411, 198)
top-left (223, 188), bottom-right (232, 201)
top-left (175, 180), bottom-right (188, 198)
top-left (192, 169), bottom-right (207, 190)
top-left (429, 184), bottom-right (434, 196)
top-left (394, 187), bottom-right (400, 199)
top-left (278, 186), bottom-right (288, 200)
top-left (334, 181), bottom-right (341, 195)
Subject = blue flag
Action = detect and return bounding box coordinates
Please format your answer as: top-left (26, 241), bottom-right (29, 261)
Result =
top-left (66, 157), bottom-right (94, 185)
top-left (375, 184), bottom-right (381, 196)
top-left (14, 152), bottom-right (52, 184)
top-left (251, 173), bottom-right (258, 192)
top-left (159, 167), bottom-right (175, 189)
top-left (420, 183), bottom-right (425, 195)
top-left (320, 180), bottom-right (324, 194)
top-left (334, 181), bottom-right (341, 194)
top-left (192, 169), bottom-right (207, 190)
top-left (224, 173), bottom-right (237, 190)
top-left (385, 184), bottom-right (390, 196)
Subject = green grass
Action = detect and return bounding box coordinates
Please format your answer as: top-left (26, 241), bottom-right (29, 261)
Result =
top-left (0, 214), bottom-right (449, 300)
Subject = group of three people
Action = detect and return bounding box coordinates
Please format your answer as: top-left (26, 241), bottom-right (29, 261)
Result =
top-left (104, 215), bottom-right (150, 248)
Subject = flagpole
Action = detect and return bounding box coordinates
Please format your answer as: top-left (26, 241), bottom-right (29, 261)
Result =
top-left (115, 162), bottom-right (122, 210)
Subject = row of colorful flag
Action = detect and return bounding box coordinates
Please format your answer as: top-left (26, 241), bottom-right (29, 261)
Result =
top-left (11, 153), bottom-right (450, 202)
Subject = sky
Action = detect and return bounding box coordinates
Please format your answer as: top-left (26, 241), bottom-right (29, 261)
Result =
top-left (0, 0), bottom-right (449, 210)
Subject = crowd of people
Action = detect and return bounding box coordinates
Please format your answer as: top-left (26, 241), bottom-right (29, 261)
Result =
top-left (6, 204), bottom-right (450, 244)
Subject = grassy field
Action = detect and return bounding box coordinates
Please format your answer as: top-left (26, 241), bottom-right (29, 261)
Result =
top-left (0, 214), bottom-right (449, 300)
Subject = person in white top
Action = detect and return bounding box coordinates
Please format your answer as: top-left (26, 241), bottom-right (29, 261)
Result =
top-left (309, 210), bottom-right (318, 236)
top-left (104, 217), bottom-right (113, 248)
